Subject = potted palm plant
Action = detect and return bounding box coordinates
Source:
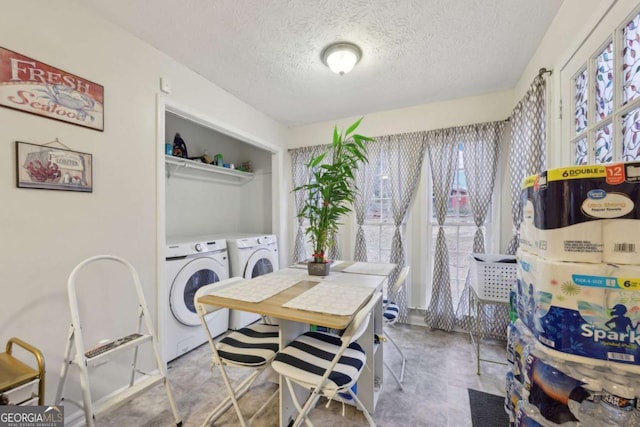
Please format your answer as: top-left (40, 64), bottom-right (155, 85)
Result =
top-left (294, 117), bottom-right (372, 276)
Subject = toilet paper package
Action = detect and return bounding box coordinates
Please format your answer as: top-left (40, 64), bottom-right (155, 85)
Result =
top-left (599, 162), bottom-right (640, 264)
top-left (603, 218), bottom-right (640, 265)
top-left (533, 162), bottom-right (640, 264)
top-left (530, 256), bottom-right (640, 367)
top-left (519, 175), bottom-right (538, 255)
top-left (533, 166), bottom-right (605, 263)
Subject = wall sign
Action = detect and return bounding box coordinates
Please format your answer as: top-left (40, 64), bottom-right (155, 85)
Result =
top-left (0, 47), bottom-right (104, 131)
top-left (16, 141), bottom-right (93, 192)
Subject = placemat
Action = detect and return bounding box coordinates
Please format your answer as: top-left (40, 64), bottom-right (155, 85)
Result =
top-left (209, 274), bottom-right (302, 303)
top-left (282, 281), bottom-right (372, 316)
top-left (330, 261), bottom-right (357, 272)
top-left (343, 262), bottom-right (395, 276)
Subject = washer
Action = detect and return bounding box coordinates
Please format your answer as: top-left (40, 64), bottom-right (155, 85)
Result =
top-left (225, 234), bottom-right (279, 329)
top-left (164, 235), bottom-right (230, 362)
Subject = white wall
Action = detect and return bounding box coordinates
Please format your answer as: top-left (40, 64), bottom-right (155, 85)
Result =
top-left (0, 0), bottom-right (286, 410)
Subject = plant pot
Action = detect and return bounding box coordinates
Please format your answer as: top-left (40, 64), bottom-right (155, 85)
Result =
top-left (308, 262), bottom-right (330, 276)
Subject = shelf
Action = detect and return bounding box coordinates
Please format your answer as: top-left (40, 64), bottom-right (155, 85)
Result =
top-left (165, 155), bottom-right (254, 184)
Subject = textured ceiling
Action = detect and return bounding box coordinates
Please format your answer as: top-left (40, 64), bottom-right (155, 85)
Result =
top-left (80, 0), bottom-right (563, 127)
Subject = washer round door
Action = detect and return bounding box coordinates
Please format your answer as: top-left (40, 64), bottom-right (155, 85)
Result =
top-left (170, 256), bottom-right (228, 326)
top-left (243, 248), bottom-right (276, 278)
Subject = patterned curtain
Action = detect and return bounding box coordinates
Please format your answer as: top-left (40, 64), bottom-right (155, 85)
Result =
top-left (353, 140), bottom-right (382, 262)
top-left (506, 75), bottom-right (547, 255)
top-left (424, 129), bottom-right (458, 331)
top-left (290, 146), bottom-right (318, 262)
top-left (328, 230), bottom-right (342, 261)
top-left (462, 122), bottom-right (505, 252)
top-left (453, 121), bottom-right (507, 336)
top-left (384, 132), bottom-right (427, 322)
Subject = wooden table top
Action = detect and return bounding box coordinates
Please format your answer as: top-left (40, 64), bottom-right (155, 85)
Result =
top-left (197, 267), bottom-right (388, 329)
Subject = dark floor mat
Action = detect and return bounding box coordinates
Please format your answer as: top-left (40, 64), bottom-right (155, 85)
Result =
top-left (468, 388), bottom-right (509, 427)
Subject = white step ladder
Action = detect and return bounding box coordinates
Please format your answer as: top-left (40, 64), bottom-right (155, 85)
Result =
top-left (55, 255), bottom-right (182, 426)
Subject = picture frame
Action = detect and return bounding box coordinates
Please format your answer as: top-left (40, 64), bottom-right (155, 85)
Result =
top-left (16, 141), bottom-right (93, 192)
top-left (0, 46), bottom-right (104, 131)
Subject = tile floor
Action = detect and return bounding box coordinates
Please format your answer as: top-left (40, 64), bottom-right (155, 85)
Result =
top-left (97, 324), bottom-right (509, 427)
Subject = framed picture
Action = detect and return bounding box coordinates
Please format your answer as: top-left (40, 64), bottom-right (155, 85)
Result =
top-left (16, 141), bottom-right (93, 192)
top-left (0, 47), bottom-right (104, 131)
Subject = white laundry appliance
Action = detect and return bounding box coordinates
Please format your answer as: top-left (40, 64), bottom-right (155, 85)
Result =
top-left (225, 234), bottom-right (279, 329)
top-left (164, 235), bottom-right (230, 362)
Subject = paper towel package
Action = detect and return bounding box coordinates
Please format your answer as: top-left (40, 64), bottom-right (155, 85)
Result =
top-left (516, 249), bottom-right (538, 325)
top-left (523, 254), bottom-right (640, 367)
top-left (532, 162), bottom-right (640, 264)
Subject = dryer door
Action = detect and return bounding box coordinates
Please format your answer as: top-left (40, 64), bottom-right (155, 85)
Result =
top-left (170, 256), bottom-right (228, 326)
top-left (243, 247), bottom-right (276, 278)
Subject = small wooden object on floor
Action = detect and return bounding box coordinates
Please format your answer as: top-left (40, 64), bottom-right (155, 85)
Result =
top-left (0, 337), bottom-right (45, 405)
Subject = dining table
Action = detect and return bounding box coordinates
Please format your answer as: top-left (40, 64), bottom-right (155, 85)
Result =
top-left (196, 260), bottom-right (396, 427)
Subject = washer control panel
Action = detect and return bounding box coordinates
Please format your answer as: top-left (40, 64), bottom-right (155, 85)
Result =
top-left (166, 238), bottom-right (226, 258)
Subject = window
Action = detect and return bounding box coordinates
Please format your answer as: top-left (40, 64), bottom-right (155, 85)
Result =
top-left (428, 143), bottom-right (482, 307)
top-left (363, 152), bottom-right (394, 262)
top-left (570, 8), bottom-right (640, 164)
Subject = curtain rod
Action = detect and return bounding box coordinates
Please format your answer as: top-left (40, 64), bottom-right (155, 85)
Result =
top-left (538, 67), bottom-right (552, 77)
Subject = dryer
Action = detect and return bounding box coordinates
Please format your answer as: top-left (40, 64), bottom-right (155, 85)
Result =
top-left (226, 234), bottom-right (279, 329)
top-left (164, 235), bottom-right (230, 362)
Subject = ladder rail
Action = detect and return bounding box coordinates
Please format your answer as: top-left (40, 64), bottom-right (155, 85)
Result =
top-left (129, 307), bottom-right (145, 388)
top-left (56, 255), bottom-right (182, 426)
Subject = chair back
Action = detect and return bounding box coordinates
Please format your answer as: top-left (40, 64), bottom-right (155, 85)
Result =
top-left (342, 292), bottom-right (382, 345)
top-left (389, 266), bottom-right (410, 300)
top-left (194, 277), bottom-right (246, 316)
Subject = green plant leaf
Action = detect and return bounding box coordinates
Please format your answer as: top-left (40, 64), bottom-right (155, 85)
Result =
top-left (293, 117), bottom-right (371, 259)
top-left (345, 117), bottom-right (364, 136)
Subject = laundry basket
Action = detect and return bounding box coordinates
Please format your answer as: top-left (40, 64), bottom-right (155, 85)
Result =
top-left (468, 254), bottom-right (517, 303)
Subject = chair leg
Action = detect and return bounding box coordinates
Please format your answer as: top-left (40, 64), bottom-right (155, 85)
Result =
top-left (347, 388), bottom-right (376, 427)
top-left (248, 387), bottom-right (278, 425)
top-left (202, 366), bottom-right (263, 427)
top-left (383, 359), bottom-right (403, 390)
top-left (292, 384), bottom-right (323, 427)
top-left (284, 378), bottom-right (315, 427)
top-left (384, 331), bottom-right (407, 383)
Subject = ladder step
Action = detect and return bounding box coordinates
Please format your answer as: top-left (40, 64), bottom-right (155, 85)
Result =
top-left (92, 373), bottom-right (165, 417)
top-left (83, 334), bottom-right (152, 365)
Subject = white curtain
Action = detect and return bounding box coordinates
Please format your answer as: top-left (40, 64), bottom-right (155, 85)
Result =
top-left (506, 75), bottom-right (547, 255)
top-left (453, 121), bottom-right (506, 337)
top-left (290, 146), bottom-right (317, 262)
top-left (384, 132), bottom-right (427, 322)
top-left (353, 140), bottom-right (382, 262)
top-left (462, 122), bottom-right (505, 253)
top-left (423, 129), bottom-right (458, 331)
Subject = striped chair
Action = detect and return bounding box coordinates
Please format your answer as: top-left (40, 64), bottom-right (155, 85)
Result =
top-left (271, 293), bottom-right (381, 427)
top-left (194, 278), bottom-right (279, 427)
top-left (383, 266), bottom-right (410, 389)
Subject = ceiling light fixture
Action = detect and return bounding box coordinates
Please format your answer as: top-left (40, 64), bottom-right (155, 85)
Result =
top-left (322, 42), bottom-right (362, 76)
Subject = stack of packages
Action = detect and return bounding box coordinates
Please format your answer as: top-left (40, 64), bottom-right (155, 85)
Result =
top-left (505, 162), bottom-right (640, 426)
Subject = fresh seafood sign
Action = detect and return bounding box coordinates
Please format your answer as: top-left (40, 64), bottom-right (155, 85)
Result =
top-left (16, 141), bottom-right (92, 192)
top-left (0, 47), bottom-right (104, 131)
